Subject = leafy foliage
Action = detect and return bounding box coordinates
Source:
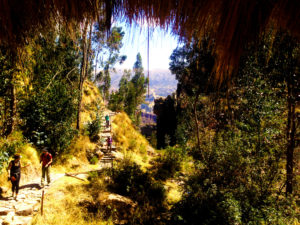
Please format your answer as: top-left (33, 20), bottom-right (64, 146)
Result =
top-left (87, 107), bottom-right (103, 142)
top-left (109, 159), bottom-right (167, 224)
top-left (154, 95), bottom-right (177, 149)
top-left (20, 31), bottom-right (79, 155)
top-left (93, 26), bottom-right (126, 100)
top-left (167, 33), bottom-right (299, 224)
top-left (110, 160), bottom-right (166, 205)
top-left (0, 131), bottom-right (25, 172)
top-left (152, 147), bottom-right (183, 181)
top-left (109, 53), bottom-right (148, 126)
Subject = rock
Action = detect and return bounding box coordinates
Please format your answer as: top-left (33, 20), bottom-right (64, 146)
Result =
top-left (70, 163), bottom-right (80, 170)
top-left (97, 192), bottom-right (136, 222)
top-left (11, 216), bottom-right (32, 225)
top-left (2, 220), bottom-right (10, 225)
top-left (95, 150), bottom-right (104, 159)
top-left (2, 211), bottom-right (14, 225)
top-left (15, 205), bottom-right (33, 216)
top-left (0, 187), bottom-right (9, 197)
top-left (0, 207), bottom-right (14, 216)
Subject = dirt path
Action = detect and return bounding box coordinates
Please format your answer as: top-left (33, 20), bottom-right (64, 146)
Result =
top-left (0, 173), bottom-right (64, 225)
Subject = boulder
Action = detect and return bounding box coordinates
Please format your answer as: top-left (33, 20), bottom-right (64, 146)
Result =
top-left (97, 192), bottom-right (136, 223)
top-left (147, 146), bottom-right (158, 156)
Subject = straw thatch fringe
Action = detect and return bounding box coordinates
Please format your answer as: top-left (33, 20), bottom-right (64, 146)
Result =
top-left (0, 0), bottom-right (299, 82)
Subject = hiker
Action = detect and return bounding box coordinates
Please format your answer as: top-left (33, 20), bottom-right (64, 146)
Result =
top-left (105, 114), bottom-right (110, 128)
top-left (40, 148), bottom-right (52, 187)
top-left (106, 136), bottom-right (112, 151)
top-left (7, 154), bottom-right (22, 199)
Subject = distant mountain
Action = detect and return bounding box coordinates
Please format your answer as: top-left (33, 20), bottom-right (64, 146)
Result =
top-left (110, 69), bottom-right (177, 97)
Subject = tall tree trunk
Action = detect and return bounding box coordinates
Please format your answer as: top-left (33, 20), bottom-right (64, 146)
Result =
top-left (286, 82), bottom-right (296, 195)
top-left (76, 21), bottom-right (89, 131)
top-left (193, 92), bottom-right (205, 160)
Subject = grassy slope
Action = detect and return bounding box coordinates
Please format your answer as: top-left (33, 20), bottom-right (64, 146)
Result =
top-left (32, 176), bottom-right (112, 225)
top-left (112, 112), bottom-right (152, 169)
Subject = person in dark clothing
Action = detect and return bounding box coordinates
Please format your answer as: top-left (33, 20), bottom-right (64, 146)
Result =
top-left (106, 136), bottom-right (112, 152)
top-left (7, 154), bottom-right (22, 200)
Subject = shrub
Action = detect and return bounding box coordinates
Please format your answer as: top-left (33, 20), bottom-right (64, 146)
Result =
top-left (87, 109), bottom-right (102, 143)
top-left (152, 147), bottom-right (183, 181)
top-left (110, 159), bottom-right (166, 206)
top-left (171, 130), bottom-right (297, 225)
top-left (89, 156), bottom-right (99, 165)
top-left (109, 159), bottom-right (168, 224)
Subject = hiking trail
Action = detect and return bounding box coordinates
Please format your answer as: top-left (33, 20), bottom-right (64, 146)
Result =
top-left (0, 112), bottom-right (117, 225)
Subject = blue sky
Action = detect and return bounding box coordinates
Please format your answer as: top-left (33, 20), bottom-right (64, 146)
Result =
top-left (115, 22), bottom-right (179, 71)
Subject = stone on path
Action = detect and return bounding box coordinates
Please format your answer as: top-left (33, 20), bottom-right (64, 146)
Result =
top-left (10, 216), bottom-right (32, 225)
top-left (0, 207), bottom-right (14, 216)
top-left (1, 211), bottom-right (14, 225)
top-left (15, 204), bottom-right (33, 216)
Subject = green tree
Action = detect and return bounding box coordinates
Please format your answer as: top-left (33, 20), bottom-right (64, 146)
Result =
top-left (169, 38), bottom-right (215, 157)
top-left (153, 95), bottom-right (177, 149)
top-left (170, 34), bottom-right (298, 224)
top-left (266, 33), bottom-right (299, 194)
top-left (108, 53), bottom-right (148, 126)
top-left (94, 26), bottom-right (126, 101)
top-left (20, 30), bottom-right (80, 154)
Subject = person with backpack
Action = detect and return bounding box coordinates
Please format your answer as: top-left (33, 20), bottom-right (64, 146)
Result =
top-left (7, 154), bottom-right (22, 200)
top-left (105, 114), bottom-right (110, 128)
top-left (40, 148), bottom-right (52, 187)
top-left (106, 136), bottom-right (112, 152)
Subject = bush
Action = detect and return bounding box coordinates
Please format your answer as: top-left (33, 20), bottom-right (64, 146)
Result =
top-left (170, 130), bottom-right (297, 225)
top-left (171, 176), bottom-right (242, 225)
top-left (20, 82), bottom-right (77, 155)
top-left (87, 110), bottom-right (102, 143)
top-left (152, 147), bottom-right (183, 181)
top-left (110, 159), bottom-right (166, 205)
top-left (89, 156), bottom-right (99, 165)
top-left (109, 159), bottom-right (167, 224)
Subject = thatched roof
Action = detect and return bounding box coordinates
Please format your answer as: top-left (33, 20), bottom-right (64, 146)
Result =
top-left (0, 0), bottom-right (299, 82)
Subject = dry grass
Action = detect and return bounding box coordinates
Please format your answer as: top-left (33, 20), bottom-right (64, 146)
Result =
top-left (31, 176), bottom-right (112, 225)
top-left (112, 112), bottom-right (152, 168)
top-left (55, 135), bottom-right (101, 174)
top-left (0, 131), bottom-right (40, 189)
top-left (164, 180), bottom-right (182, 206)
top-left (81, 81), bottom-right (103, 125)
top-left (1, 0), bottom-right (299, 84)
